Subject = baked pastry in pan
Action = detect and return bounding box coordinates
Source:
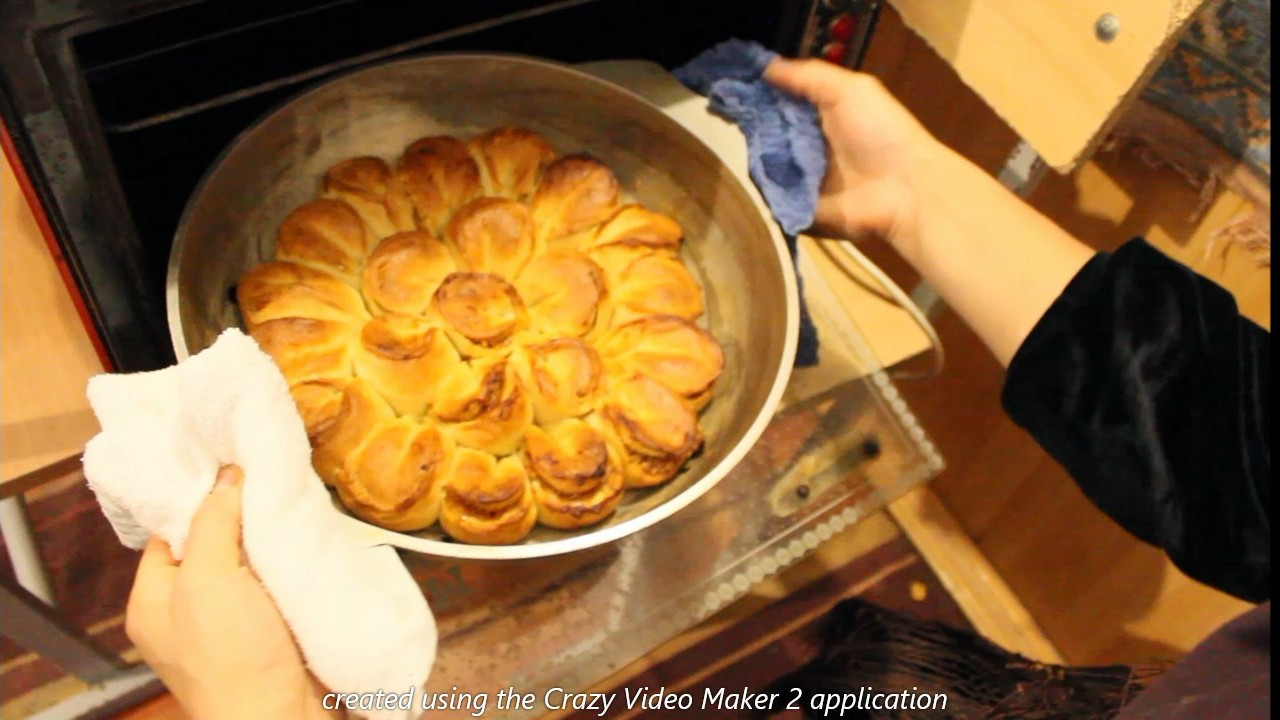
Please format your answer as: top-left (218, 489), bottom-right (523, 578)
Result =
top-left (238, 127), bottom-right (724, 544)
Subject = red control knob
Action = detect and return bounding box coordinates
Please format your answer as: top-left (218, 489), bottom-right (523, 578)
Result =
top-left (821, 42), bottom-right (848, 65)
top-left (829, 13), bottom-right (858, 41)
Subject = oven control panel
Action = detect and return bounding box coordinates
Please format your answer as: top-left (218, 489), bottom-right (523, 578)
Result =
top-left (797, 0), bottom-right (881, 69)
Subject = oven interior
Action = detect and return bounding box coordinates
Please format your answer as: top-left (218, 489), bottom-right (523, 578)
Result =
top-left (3, 0), bottom-right (876, 371)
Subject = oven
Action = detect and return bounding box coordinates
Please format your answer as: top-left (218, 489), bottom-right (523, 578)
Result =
top-left (0, 0), bottom-right (880, 373)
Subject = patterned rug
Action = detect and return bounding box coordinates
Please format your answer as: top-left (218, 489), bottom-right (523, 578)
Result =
top-left (1108, 0), bottom-right (1272, 265)
top-left (1144, 0), bottom-right (1271, 178)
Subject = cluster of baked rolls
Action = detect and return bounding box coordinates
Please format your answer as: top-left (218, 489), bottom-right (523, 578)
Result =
top-left (237, 127), bottom-right (724, 544)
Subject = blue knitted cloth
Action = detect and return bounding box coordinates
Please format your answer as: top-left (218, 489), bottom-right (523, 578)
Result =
top-left (674, 39), bottom-right (826, 367)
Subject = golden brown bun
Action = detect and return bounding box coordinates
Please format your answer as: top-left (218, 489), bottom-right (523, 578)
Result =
top-left (242, 127), bottom-right (723, 542)
top-left (275, 199), bottom-right (372, 283)
top-left (590, 204), bottom-right (683, 251)
top-left (431, 357), bottom-right (533, 456)
top-left (289, 379), bottom-right (347, 444)
top-left (468, 127), bottom-right (556, 199)
top-left (361, 231), bottom-right (456, 315)
top-left (439, 449), bottom-right (538, 544)
top-left (322, 157), bottom-right (399, 239)
top-left (608, 253), bottom-right (704, 325)
top-left (598, 374), bottom-right (703, 487)
top-left (598, 316), bottom-right (724, 411)
top-left (430, 272), bottom-right (528, 355)
top-left (351, 315), bottom-right (461, 417)
top-left (516, 250), bottom-right (606, 337)
top-left (305, 379), bottom-right (395, 486)
top-left (251, 317), bottom-right (357, 385)
top-left (337, 419), bottom-right (451, 531)
top-left (529, 155), bottom-right (620, 244)
top-left (446, 197), bottom-right (536, 279)
top-left (394, 136), bottom-right (482, 235)
top-left (237, 261), bottom-right (368, 332)
top-left (513, 337), bottom-right (602, 424)
top-left (525, 419), bottom-right (624, 529)
top-left (587, 243), bottom-right (659, 292)
top-left (384, 176), bottom-right (418, 234)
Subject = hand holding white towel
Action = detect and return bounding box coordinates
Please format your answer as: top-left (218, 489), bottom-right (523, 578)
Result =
top-left (82, 329), bottom-right (435, 720)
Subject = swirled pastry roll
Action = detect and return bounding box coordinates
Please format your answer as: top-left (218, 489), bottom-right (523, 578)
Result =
top-left (524, 419), bottom-right (624, 529)
top-left (512, 337), bottom-right (602, 424)
top-left (590, 204), bottom-right (683, 251)
top-left (598, 374), bottom-right (703, 487)
top-left (468, 127), bottom-right (556, 199)
top-left (431, 357), bottom-right (533, 456)
top-left (439, 449), bottom-right (538, 544)
top-left (275, 199), bottom-right (372, 283)
top-left (322, 156), bottom-right (399, 239)
top-left (529, 155), bottom-right (620, 244)
top-left (250, 317), bottom-right (357, 385)
top-left (429, 272), bottom-right (528, 356)
top-left (598, 316), bottom-right (724, 411)
top-left (609, 254), bottom-right (704, 325)
top-left (351, 315), bottom-right (461, 418)
top-left (587, 243), bottom-right (659, 292)
top-left (303, 378), bottom-right (395, 486)
top-left (237, 261), bottom-right (368, 332)
top-left (394, 136), bottom-right (482, 235)
top-left (337, 419), bottom-right (452, 531)
top-left (361, 231), bottom-right (457, 316)
top-left (446, 197), bottom-right (536, 279)
top-left (515, 250), bottom-right (606, 338)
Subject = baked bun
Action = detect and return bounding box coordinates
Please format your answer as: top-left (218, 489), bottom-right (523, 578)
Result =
top-left (590, 204), bottom-right (683, 251)
top-left (599, 316), bottom-right (724, 411)
top-left (304, 378), bottom-right (395, 486)
top-left (238, 261), bottom-right (368, 331)
top-left (468, 127), bottom-right (556, 199)
top-left (351, 315), bottom-right (461, 417)
top-left (439, 449), bottom-right (538, 544)
top-left (513, 337), bottom-right (603, 424)
top-left (524, 419), bottom-right (625, 529)
top-left (274, 199), bottom-right (373, 283)
top-left (447, 197), bottom-right (536, 279)
top-left (430, 272), bottom-right (528, 356)
top-left (431, 357), bottom-right (533, 456)
top-left (337, 419), bottom-right (452, 531)
top-left (394, 136), bottom-right (482, 235)
top-left (598, 374), bottom-right (703, 487)
top-left (609, 254), bottom-right (704, 324)
top-left (530, 155), bottom-right (620, 244)
top-left (251, 318), bottom-right (357, 385)
top-left (323, 157), bottom-right (398, 239)
top-left (239, 127), bottom-right (723, 543)
top-left (362, 231), bottom-right (456, 315)
top-left (515, 250), bottom-right (605, 337)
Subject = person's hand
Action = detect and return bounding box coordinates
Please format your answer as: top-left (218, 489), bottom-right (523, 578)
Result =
top-left (770, 57), bottom-right (1095, 367)
top-left (765, 57), bottom-right (941, 246)
top-left (126, 466), bottom-right (336, 720)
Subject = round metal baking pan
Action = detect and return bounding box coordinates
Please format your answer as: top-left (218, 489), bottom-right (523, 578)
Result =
top-left (168, 53), bottom-right (798, 560)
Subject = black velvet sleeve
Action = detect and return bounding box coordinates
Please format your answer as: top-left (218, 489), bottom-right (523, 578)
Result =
top-left (1001, 238), bottom-right (1271, 603)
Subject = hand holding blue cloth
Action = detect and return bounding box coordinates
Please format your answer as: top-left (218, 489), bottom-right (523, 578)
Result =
top-left (674, 39), bottom-right (827, 367)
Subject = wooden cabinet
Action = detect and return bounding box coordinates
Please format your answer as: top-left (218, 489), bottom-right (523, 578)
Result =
top-left (1, 151), bottom-right (103, 484)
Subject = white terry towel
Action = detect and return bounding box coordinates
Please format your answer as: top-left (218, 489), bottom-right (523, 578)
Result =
top-left (82, 328), bottom-right (435, 720)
